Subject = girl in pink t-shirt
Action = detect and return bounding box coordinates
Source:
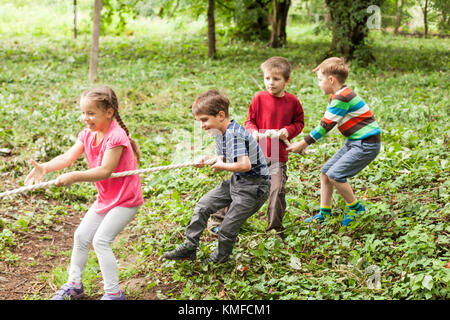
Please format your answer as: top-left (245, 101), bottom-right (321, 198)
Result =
top-left (25, 86), bottom-right (143, 300)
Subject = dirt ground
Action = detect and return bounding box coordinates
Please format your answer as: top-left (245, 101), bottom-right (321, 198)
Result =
top-left (0, 210), bottom-right (81, 300)
top-left (0, 203), bottom-right (163, 300)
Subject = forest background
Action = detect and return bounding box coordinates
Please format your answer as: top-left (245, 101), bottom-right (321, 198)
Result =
top-left (0, 0), bottom-right (448, 300)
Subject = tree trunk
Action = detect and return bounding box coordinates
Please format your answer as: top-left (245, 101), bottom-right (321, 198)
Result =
top-left (269, 0), bottom-right (280, 48)
top-left (269, 0), bottom-right (291, 48)
top-left (73, 0), bottom-right (77, 39)
top-left (422, 0), bottom-right (428, 38)
top-left (394, 0), bottom-right (399, 34)
top-left (207, 0), bottom-right (216, 58)
top-left (394, 0), bottom-right (404, 34)
top-left (89, 0), bottom-right (102, 83)
top-left (325, 0), bottom-right (384, 61)
top-left (279, 0), bottom-right (290, 45)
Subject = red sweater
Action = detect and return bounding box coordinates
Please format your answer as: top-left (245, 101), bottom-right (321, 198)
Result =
top-left (244, 91), bottom-right (304, 162)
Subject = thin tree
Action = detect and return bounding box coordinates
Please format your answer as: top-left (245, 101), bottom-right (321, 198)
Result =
top-left (420, 0), bottom-right (429, 37)
top-left (394, 0), bottom-right (406, 34)
top-left (74, 0), bottom-right (77, 39)
top-left (207, 0), bottom-right (216, 57)
top-left (89, 0), bottom-right (102, 83)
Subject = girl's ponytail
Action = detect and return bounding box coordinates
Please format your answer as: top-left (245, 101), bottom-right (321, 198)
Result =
top-left (81, 85), bottom-right (141, 164)
top-left (114, 112), bottom-right (141, 164)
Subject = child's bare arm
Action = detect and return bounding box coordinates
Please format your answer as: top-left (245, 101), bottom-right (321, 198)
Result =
top-left (211, 155), bottom-right (251, 173)
top-left (54, 146), bottom-right (124, 186)
top-left (25, 141), bottom-right (84, 185)
top-left (286, 139), bottom-right (309, 154)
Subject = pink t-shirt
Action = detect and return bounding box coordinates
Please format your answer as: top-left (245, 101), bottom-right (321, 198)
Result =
top-left (78, 120), bottom-right (143, 214)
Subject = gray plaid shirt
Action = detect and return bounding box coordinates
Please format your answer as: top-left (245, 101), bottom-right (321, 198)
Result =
top-left (215, 120), bottom-right (270, 178)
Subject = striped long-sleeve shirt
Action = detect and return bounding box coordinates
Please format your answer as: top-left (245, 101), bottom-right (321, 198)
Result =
top-left (304, 86), bottom-right (381, 145)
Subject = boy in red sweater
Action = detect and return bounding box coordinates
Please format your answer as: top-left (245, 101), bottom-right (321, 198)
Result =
top-left (244, 56), bottom-right (304, 237)
top-left (208, 57), bottom-right (304, 238)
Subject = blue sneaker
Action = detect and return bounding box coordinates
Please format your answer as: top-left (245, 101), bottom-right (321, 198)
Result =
top-left (305, 212), bottom-right (333, 223)
top-left (207, 220), bottom-right (221, 237)
top-left (51, 283), bottom-right (85, 300)
top-left (212, 226), bottom-right (220, 234)
top-left (101, 291), bottom-right (126, 300)
top-left (341, 205), bottom-right (366, 226)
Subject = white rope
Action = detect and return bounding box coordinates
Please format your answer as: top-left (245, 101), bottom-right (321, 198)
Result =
top-left (0, 159), bottom-right (217, 199)
top-left (0, 133), bottom-right (293, 199)
top-left (256, 129), bottom-right (291, 147)
top-left (258, 130), bottom-right (317, 155)
top-left (0, 180), bottom-right (58, 199)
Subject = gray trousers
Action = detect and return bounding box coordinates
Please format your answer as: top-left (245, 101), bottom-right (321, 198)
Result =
top-left (211, 161), bottom-right (288, 234)
top-left (185, 174), bottom-right (270, 261)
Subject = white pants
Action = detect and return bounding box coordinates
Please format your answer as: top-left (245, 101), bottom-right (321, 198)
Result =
top-left (68, 205), bottom-right (139, 294)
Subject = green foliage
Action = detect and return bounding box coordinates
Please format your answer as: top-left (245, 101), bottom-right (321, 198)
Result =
top-left (0, 2), bottom-right (449, 300)
top-left (325, 0), bottom-right (385, 61)
top-left (101, 0), bottom-right (138, 35)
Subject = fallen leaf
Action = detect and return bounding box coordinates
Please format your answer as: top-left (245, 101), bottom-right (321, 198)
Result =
top-left (218, 288), bottom-right (226, 299)
top-left (289, 256), bottom-right (302, 270)
top-left (0, 148), bottom-right (11, 156)
top-left (237, 264), bottom-right (249, 272)
top-left (445, 261), bottom-right (450, 269)
top-left (422, 275), bottom-right (433, 290)
top-left (363, 189), bottom-right (368, 200)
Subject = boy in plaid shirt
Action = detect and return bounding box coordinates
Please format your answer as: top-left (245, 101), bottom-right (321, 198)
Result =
top-left (163, 90), bottom-right (270, 264)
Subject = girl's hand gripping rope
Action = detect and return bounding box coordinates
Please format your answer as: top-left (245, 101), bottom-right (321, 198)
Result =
top-left (0, 158), bottom-right (220, 199)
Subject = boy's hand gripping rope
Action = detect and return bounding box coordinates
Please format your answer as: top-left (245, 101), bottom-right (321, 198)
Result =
top-left (257, 130), bottom-right (291, 148)
top-left (0, 158), bottom-right (218, 199)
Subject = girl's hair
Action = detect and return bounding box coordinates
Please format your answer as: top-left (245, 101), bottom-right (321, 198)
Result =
top-left (192, 90), bottom-right (230, 117)
top-left (313, 57), bottom-right (349, 84)
top-left (81, 85), bottom-right (141, 163)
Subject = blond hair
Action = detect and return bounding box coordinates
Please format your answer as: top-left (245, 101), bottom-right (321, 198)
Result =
top-left (313, 57), bottom-right (349, 84)
top-left (260, 56), bottom-right (292, 80)
top-left (81, 85), bottom-right (141, 163)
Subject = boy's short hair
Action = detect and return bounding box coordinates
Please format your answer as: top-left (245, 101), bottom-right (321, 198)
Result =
top-left (313, 57), bottom-right (349, 84)
top-left (192, 90), bottom-right (230, 117)
top-left (261, 56), bottom-right (292, 80)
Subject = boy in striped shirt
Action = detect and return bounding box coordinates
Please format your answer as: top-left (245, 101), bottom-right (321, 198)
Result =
top-left (163, 90), bottom-right (270, 264)
top-left (287, 57), bottom-right (381, 226)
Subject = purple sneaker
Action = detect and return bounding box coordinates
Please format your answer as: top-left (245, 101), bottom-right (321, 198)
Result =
top-left (101, 291), bottom-right (126, 300)
top-left (51, 283), bottom-right (85, 300)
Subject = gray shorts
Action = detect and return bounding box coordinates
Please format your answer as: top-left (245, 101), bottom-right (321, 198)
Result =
top-left (321, 139), bottom-right (381, 183)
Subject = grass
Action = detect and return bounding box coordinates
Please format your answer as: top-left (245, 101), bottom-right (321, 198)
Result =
top-left (0, 0), bottom-right (449, 300)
